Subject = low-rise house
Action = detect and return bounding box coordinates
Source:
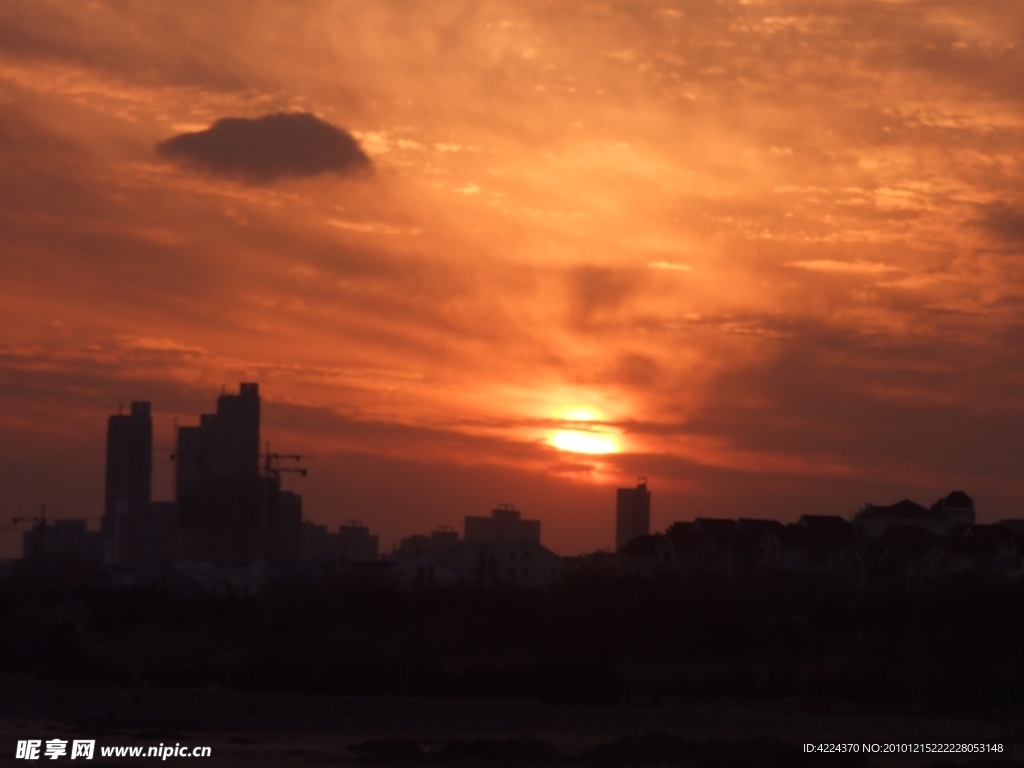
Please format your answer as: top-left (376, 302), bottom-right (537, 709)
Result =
top-left (853, 499), bottom-right (949, 538)
top-left (391, 553), bottom-right (462, 590)
top-left (941, 531), bottom-right (987, 575)
top-left (931, 491), bottom-right (975, 527)
top-left (870, 525), bottom-right (944, 578)
top-left (993, 523), bottom-right (1024, 578)
top-left (21, 518), bottom-right (104, 587)
top-left (946, 524), bottom-right (1024, 578)
top-left (853, 491), bottom-right (976, 539)
top-left (446, 538), bottom-right (564, 588)
top-left (169, 559), bottom-right (266, 597)
top-left (659, 517), bottom-right (859, 579)
top-left (691, 518), bottom-right (747, 574)
top-left (563, 550), bottom-right (617, 580)
top-left (606, 489), bottom-right (1023, 583)
top-left (773, 516), bottom-right (862, 580)
top-left (665, 522), bottom-right (699, 573)
top-left (617, 533), bottom-right (672, 577)
top-left (737, 518), bottom-right (787, 571)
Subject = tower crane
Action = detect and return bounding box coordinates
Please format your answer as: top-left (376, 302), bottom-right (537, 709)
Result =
top-left (260, 443), bottom-right (311, 481)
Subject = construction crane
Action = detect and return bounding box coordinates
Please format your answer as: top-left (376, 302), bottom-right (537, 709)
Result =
top-left (11, 504), bottom-right (47, 527)
top-left (260, 443), bottom-right (310, 481)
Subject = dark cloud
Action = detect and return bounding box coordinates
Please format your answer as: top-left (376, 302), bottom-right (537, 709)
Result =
top-left (979, 204), bottom-right (1024, 245)
top-left (679, 314), bottom-right (1024, 481)
top-left (566, 266), bottom-right (638, 329)
top-left (155, 112), bottom-right (371, 182)
top-left (605, 352), bottom-right (660, 387)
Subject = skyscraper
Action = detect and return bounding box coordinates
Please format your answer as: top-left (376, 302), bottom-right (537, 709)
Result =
top-left (616, 478), bottom-right (650, 552)
top-left (210, 382), bottom-right (260, 479)
top-left (175, 383), bottom-right (300, 563)
top-left (103, 401), bottom-right (152, 565)
top-left (175, 383), bottom-right (260, 500)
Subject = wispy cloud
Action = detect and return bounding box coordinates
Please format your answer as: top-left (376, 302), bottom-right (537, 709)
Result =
top-left (785, 260), bottom-right (898, 275)
top-left (648, 261), bottom-right (694, 272)
top-left (327, 219), bottom-right (416, 236)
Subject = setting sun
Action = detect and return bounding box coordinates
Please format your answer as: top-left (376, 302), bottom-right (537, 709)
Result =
top-left (546, 404), bottom-right (621, 455)
top-left (550, 429), bottom-right (619, 455)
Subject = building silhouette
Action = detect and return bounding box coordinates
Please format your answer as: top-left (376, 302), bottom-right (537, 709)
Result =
top-left (430, 525), bottom-right (460, 552)
top-left (337, 520), bottom-right (379, 562)
top-left (616, 478), bottom-right (650, 552)
top-left (278, 490), bottom-right (303, 561)
top-left (175, 382), bottom-right (260, 496)
top-left (455, 505), bottom-right (560, 587)
top-left (852, 491), bottom-right (976, 539)
top-left (102, 401), bottom-right (152, 565)
top-left (137, 500), bottom-right (181, 576)
top-left (397, 526), bottom-right (461, 558)
top-left (465, 504), bottom-right (541, 544)
top-left (299, 518), bottom-right (378, 562)
top-left (23, 518), bottom-right (103, 577)
top-left (175, 383), bottom-right (301, 564)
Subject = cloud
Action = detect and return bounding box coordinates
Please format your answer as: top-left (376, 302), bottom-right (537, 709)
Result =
top-left (327, 219), bottom-right (413, 236)
top-left (648, 261), bottom-right (693, 272)
top-left (155, 112), bottom-right (371, 182)
top-left (979, 204), bottom-right (1024, 245)
top-left (785, 260), bottom-right (898, 275)
top-left (567, 266), bottom-right (638, 328)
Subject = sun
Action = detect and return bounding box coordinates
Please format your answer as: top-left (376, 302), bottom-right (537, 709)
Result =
top-left (550, 429), bottom-right (620, 455)
top-left (547, 405), bottom-right (621, 454)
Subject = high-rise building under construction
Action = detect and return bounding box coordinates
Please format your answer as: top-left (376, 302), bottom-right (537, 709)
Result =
top-left (175, 382), bottom-right (260, 497)
top-left (175, 383), bottom-right (300, 563)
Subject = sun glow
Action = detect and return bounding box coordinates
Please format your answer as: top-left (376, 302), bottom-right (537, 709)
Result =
top-left (545, 403), bottom-right (622, 454)
top-left (549, 428), bottom-right (620, 455)
top-left (558, 406), bottom-right (601, 422)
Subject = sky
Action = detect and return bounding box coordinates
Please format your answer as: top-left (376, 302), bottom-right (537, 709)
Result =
top-left (1, 0), bottom-right (1023, 556)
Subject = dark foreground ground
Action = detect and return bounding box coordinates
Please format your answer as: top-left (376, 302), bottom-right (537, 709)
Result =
top-left (2, 686), bottom-right (1024, 767)
top-left (6, 572), bottom-right (1024, 764)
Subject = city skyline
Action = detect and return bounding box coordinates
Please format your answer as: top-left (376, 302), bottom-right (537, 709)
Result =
top-left (2, 382), bottom-right (996, 565)
top-left (2, 1), bottom-right (1024, 557)
top-left (15, 381), bottom-right (998, 590)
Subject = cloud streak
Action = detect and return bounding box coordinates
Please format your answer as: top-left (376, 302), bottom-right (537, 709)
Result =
top-left (785, 260), bottom-right (898, 275)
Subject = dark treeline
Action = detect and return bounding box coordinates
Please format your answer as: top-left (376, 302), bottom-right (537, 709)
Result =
top-left (4, 571), bottom-right (1024, 719)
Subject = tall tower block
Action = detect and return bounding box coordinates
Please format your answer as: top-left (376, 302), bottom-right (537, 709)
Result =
top-left (615, 478), bottom-right (650, 552)
top-left (103, 401), bottom-right (152, 564)
top-left (175, 382), bottom-right (261, 501)
top-left (212, 381), bottom-right (260, 478)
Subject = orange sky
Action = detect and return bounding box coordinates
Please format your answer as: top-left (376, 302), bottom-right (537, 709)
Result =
top-left (2, 0), bottom-right (1023, 555)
